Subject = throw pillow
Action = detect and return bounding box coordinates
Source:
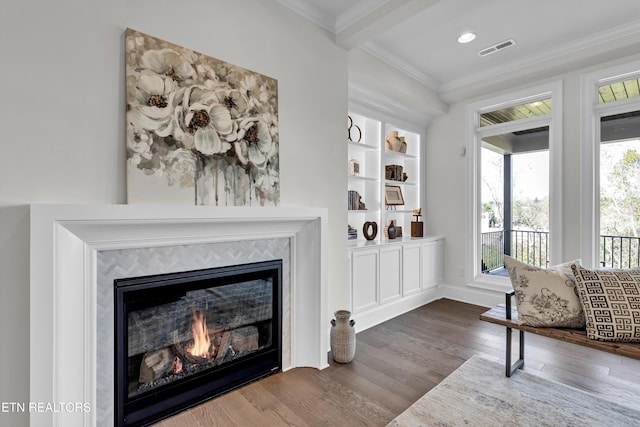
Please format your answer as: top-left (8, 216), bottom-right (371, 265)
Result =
top-left (504, 255), bottom-right (584, 328)
top-left (571, 265), bottom-right (640, 342)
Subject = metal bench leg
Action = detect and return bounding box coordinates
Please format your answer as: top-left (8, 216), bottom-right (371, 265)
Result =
top-left (505, 327), bottom-right (524, 377)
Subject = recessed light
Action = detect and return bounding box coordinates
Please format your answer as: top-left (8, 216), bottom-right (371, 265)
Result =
top-left (458, 32), bottom-right (476, 44)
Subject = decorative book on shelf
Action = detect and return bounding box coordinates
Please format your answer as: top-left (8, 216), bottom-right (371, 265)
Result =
top-left (347, 225), bottom-right (358, 240)
top-left (348, 190), bottom-right (367, 210)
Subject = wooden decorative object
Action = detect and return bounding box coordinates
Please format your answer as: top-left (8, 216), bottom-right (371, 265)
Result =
top-left (411, 210), bottom-right (423, 237)
top-left (411, 221), bottom-right (423, 237)
top-left (363, 221), bottom-right (378, 240)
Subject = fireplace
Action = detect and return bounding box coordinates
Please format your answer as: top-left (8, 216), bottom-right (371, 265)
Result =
top-left (30, 204), bottom-right (327, 427)
top-left (115, 260), bottom-right (282, 426)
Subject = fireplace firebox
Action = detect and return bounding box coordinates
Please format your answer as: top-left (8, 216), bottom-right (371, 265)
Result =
top-left (115, 260), bottom-right (283, 427)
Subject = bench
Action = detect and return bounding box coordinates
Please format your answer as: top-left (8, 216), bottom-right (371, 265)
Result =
top-left (480, 289), bottom-right (640, 377)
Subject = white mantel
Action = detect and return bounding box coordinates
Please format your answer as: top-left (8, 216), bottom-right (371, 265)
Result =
top-left (29, 204), bottom-right (328, 427)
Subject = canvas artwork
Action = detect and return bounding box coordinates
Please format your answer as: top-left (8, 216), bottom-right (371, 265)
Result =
top-left (125, 28), bottom-right (279, 206)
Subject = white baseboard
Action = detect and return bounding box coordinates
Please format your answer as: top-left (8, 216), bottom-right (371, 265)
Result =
top-left (351, 287), bottom-right (441, 333)
top-left (439, 283), bottom-right (504, 308)
top-left (345, 283), bottom-right (504, 337)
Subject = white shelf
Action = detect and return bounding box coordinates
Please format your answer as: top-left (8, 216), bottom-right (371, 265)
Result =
top-left (384, 150), bottom-right (419, 160)
top-left (384, 180), bottom-right (417, 187)
top-left (348, 235), bottom-right (441, 250)
top-left (350, 175), bottom-right (378, 182)
top-left (348, 140), bottom-right (378, 151)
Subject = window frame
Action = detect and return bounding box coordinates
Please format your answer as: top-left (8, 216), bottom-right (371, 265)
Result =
top-left (465, 81), bottom-right (563, 292)
top-left (581, 62), bottom-right (640, 268)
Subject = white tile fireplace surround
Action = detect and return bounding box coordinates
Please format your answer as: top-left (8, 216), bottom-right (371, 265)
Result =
top-left (29, 204), bottom-right (328, 427)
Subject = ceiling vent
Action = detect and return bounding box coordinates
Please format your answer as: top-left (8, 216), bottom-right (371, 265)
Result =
top-left (478, 39), bottom-right (516, 57)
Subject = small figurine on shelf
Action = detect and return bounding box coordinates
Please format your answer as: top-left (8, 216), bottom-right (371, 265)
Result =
top-left (411, 208), bottom-right (424, 237)
top-left (358, 196), bottom-right (367, 210)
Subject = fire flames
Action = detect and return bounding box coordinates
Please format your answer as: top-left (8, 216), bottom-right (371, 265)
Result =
top-left (187, 309), bottom-right (213, 359)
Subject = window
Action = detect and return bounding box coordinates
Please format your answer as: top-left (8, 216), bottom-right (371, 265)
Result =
top-left (599, 124), bottom-right (640, 267)
top-left (582, 63), bottom-right (640, 268)
top-left (466, 83), bottom-right (562, 290)
top-left (598, 77), bottom-right (640, 103)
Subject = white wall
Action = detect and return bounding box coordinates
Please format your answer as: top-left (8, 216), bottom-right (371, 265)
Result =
top-left (0, 1), bottom-right (347, 425)
top-left (427, 52), bottom-right (640, 305)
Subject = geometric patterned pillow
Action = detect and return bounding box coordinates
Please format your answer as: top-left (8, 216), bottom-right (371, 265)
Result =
top-left (504, 255), bottom-right (585, 328)
top-left (571, 265), bottom-right (640, 342)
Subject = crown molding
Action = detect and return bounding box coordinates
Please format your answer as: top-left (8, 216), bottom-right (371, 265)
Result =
top-left (276, 0), bottom-right (336, 32)
top-left (360, 41), bottom-right (441, 92)
top-left (335, 0), bottom-right (390, 33)
top-left (348, 82), bottom-right (432, 128)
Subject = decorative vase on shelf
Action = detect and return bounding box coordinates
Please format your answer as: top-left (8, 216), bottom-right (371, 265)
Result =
top-left (388, 220), bottom-right (397, 239)
top-left (386, 131), bottom-right (402, 152)
top-left (330, 310), bottom-right (356, 363)
top-left (399, 136), bottom-right (407, 154)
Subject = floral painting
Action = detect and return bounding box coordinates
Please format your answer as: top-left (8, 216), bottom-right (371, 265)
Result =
top-left (126, 29), bottom-right (279, 206)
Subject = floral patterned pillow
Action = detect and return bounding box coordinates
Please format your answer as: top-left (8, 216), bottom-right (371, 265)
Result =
top-left (504, 255), bottom-right (585, 328)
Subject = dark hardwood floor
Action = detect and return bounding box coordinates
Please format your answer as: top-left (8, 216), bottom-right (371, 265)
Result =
top-left (157, 298), bottom-right (640, 427)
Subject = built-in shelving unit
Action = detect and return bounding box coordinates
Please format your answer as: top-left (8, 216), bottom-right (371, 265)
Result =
top-left (346, 98), bottom-right (441, 332)
top-left (347, 111), bottom-right (423, 243)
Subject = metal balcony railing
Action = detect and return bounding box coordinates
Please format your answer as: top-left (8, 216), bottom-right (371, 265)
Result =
top-left (481, 229), bottom-right (549, 273)
top-left (600, 234), bottom-right (640, 268)
top-left (482, 231), bottom-right (640, 272)
top-left (481, 231), bottom-right (504, 273)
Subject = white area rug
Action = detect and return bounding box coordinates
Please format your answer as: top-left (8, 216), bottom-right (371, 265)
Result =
top-left (387, 355), bottom-right (640, 427)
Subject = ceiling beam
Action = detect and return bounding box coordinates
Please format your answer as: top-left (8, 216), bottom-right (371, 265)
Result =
top-left (336, 0), bottom-right (443, 50)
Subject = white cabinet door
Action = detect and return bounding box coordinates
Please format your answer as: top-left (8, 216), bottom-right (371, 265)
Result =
top-left (422, 240), bottom-right (440, 290)
top-left (402, 243), bottom-right (422, 296)
top-left (352, 249), bottom-right (379, 313)
top-left (380, 245), bottom-right (402, 304)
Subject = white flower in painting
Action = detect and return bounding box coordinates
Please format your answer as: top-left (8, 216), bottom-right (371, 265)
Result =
top-left (254, 163), bottom-right (280, 206)
top-left (127, 48), bottom-right (197, 138)
top-left (260, 111), bottom-right (279, 140)
top-left (139, 48), bottom-right (197, 85)
top-left (164, 148), bottom-right (196, 187)
top-left (237, 73), bottom-right (273, 111)
top-left (173, 86), bottom-right (236, 154)
top-left (195, 62), bottom-right (224, 91)
top-left (235, 117), bottom-right (275, 168)
top-left (215, 89), bottom-right (249, 119)
top-left (127, 72), bottom-right (183, 137)
top-left (126, 124), bottom-right (153, 165)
